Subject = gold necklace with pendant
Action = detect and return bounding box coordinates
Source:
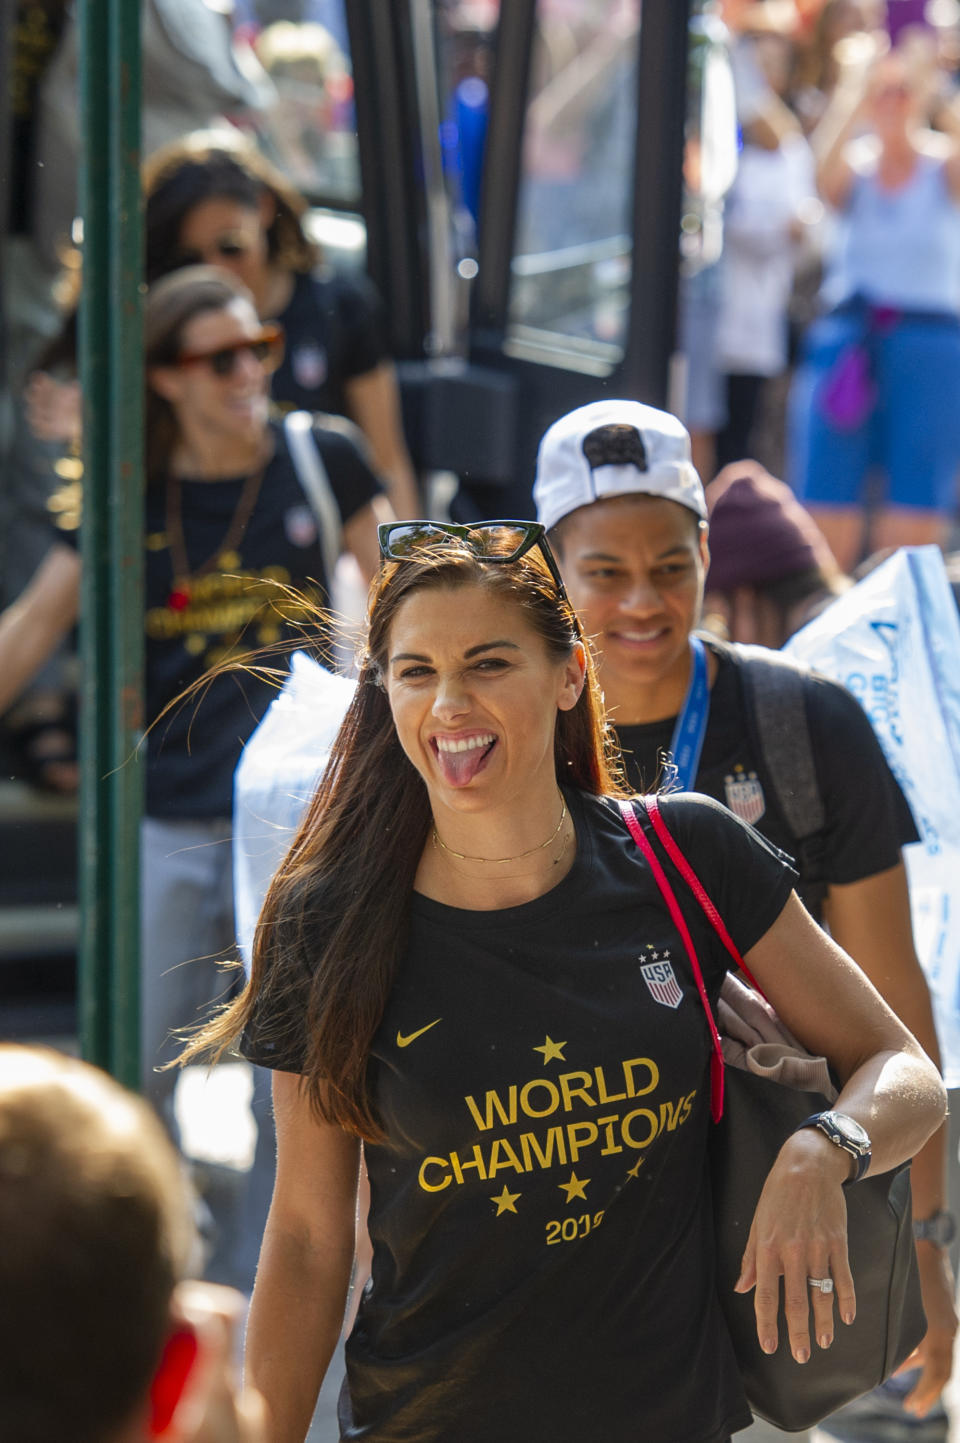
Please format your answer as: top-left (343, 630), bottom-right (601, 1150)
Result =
top-left (164, 465), bottom-right (265, 611)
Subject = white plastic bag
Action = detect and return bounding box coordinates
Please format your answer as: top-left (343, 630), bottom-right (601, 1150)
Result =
top-left (233, 652), bottom-right (355, 969)
top-left (786, 545), bottom-right (960, 1084)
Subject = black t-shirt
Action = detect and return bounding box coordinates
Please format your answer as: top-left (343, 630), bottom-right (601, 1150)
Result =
top-left (615, 640), bottom-right (918, 919)
top-left (55, 420), bottom-right (380, 818)
top-left (243, 789), bottom-right (796, 1443)
top-left (271, 269), bottom-right (387, 418)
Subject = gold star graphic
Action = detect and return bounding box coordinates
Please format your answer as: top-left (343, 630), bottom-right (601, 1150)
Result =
top-left (491, 1185), bottom-right (521, 1216)
top-left (558, 1171), bottom-right (589, 1203)
top-left (533, 1035), bottom-right (566, 1064)
top-left (626, 1158), bottom-right (645, 1180)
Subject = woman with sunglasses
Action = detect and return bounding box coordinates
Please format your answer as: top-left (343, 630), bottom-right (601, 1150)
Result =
top-left (0, 267), bottom-right (389, 1193)
top-left (27, 129), bottom-right (419, 518)
top-left (181, 519), bottom-right (944, 1443)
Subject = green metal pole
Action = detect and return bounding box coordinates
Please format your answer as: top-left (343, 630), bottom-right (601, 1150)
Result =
top-left (77, 0), bottom-right (113, 1073)
top-left (78, 0), bottom-right (144, 1088)
top-left (107, 0), bottom-right (145, 1089)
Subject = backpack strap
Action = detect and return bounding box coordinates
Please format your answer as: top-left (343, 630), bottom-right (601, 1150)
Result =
top-left (735, 645), bottom-right (825, 840)
top-left (283, 410), bottom-right (342, 586)
top-left (729, 643), bottom-right (828, 910)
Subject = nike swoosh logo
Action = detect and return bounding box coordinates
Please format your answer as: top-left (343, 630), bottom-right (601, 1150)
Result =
top-left (396, 1018), bottom-right (442, 1048)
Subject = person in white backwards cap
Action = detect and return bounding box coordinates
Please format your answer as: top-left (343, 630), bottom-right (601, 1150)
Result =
top-left (534, 398), bottom-right (956, 1435)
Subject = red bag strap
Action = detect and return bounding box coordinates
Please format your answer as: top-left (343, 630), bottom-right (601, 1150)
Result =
top-left (645, 796), bottom-right (765, 998)
top-left (618, 798), bottom-right (726, 1122)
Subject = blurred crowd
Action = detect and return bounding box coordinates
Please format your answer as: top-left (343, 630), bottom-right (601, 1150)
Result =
top-left (8, 0), bottom-right (960, 774)
top-left (694, 0), bottom-right (960, 578)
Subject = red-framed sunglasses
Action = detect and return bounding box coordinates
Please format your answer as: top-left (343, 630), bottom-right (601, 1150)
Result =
top-left (176, 323), bottom-right (285, 377)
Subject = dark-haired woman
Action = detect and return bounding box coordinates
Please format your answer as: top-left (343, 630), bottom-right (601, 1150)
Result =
top-left (0, 267), bottom-right (388, 1201)
top-left (182, 521), bottom-right (945, 1443)
top-left (142, 129), bottom-right (419, 519)
top-left (26, 129), bottom-right (419, 521)
top-left (20, 131), bottom-right (416, 786)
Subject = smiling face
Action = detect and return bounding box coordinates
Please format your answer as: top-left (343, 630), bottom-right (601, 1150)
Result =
top-left (383, 582), bottom-right (585, 817)
top-left (148, 297), bottom-right (271, 449)
top-left (552, 494), bottom-right (709, 724)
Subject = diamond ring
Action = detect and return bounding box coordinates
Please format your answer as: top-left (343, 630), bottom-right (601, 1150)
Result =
top-left (807, 1276), bottom-right (834, 1293)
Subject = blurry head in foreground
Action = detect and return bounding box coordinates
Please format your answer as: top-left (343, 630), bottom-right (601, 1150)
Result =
top-left (0, 1046), bottom-right (259, 1443)
top-left (703, 462), bottom-right (849, 647)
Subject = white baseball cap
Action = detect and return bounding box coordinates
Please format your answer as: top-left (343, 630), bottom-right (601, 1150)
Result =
top-left (533, 399), bottom-right (707, 532)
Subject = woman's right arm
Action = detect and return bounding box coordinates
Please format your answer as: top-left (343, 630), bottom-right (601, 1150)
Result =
top-left (0, 544), bottom-right (81, 714)
top-left (811, 71), bottom-right (870, 209)
top-left (244, 1071), bottom-right (361, 1443)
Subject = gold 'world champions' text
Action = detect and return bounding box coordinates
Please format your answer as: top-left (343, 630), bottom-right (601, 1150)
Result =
top-left (417, 1056), bottom-right (698, 1193)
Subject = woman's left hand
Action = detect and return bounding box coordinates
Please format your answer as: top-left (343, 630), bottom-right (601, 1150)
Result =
top-left (735, 1129), bottom-right (857, 1363)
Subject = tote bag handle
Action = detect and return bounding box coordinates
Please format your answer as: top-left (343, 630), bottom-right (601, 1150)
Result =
top-left (618, 798), bottom-right (728, 1121)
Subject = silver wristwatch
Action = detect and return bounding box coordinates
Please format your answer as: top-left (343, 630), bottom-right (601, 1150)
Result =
top-left (797, 1110), bottom-right (871, 1183)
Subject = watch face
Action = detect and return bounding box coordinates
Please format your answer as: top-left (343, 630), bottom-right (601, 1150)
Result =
top-left (822, 1111), bottom-right (870, 1152)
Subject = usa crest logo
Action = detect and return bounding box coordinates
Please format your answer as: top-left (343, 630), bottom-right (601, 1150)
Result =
top-left (292, 342), bottom-right (328, 390)
top-left (640, 954), bottom-right (683, 1009)
top-left (724, 768), bottom-right (766, 825)
top-left (284, 504), bottom-right (319, 548)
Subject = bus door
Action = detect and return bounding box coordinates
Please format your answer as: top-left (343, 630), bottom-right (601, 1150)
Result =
top-left (242, 1), bottom-right (693, 520)
top-left (449, 0), bottom-right (692, 519)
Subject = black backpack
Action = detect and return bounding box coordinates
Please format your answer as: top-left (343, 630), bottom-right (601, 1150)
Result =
top-left (720, 641), bottom-right (828, 917)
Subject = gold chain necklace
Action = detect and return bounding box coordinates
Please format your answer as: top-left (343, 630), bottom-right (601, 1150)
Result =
top-left (164, 465), bottom-right (265, 611)
top-left (432, 794), bottom-right (568, 865)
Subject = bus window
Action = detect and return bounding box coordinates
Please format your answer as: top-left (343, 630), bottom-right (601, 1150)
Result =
top-left (435, 0), bottom-right (499, 234)
top-left (506, 0), bottom-right (641, 374)
top-left (242, 1), bottom-right (361, 211)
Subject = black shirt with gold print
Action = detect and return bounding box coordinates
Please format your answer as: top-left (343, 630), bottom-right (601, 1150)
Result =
top-left (244, 789), bottom-right (795, 1443)
top-left (53, 418), bottom-right (380, 818)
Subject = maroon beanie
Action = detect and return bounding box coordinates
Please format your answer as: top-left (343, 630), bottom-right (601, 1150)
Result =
top-left (705, 463), bottom-right (839, 593)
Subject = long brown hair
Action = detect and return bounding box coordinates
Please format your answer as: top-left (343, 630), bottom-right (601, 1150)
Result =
top-left (144, 266), bottom-right (257, 486)
top-left (182, 537), bottom-right (626, 1140)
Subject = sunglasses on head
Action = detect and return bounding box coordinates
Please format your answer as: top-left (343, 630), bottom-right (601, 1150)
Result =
top-left (377, 520), bottom-right (569, 600)
top-left (175, 324), bottom-right (284, 377)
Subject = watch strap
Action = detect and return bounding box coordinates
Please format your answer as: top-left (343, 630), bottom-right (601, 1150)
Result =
top-left (913, 1210), bottom-right (957, 1247)
top-left (798, 1111), bottom-right (871, 1183)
